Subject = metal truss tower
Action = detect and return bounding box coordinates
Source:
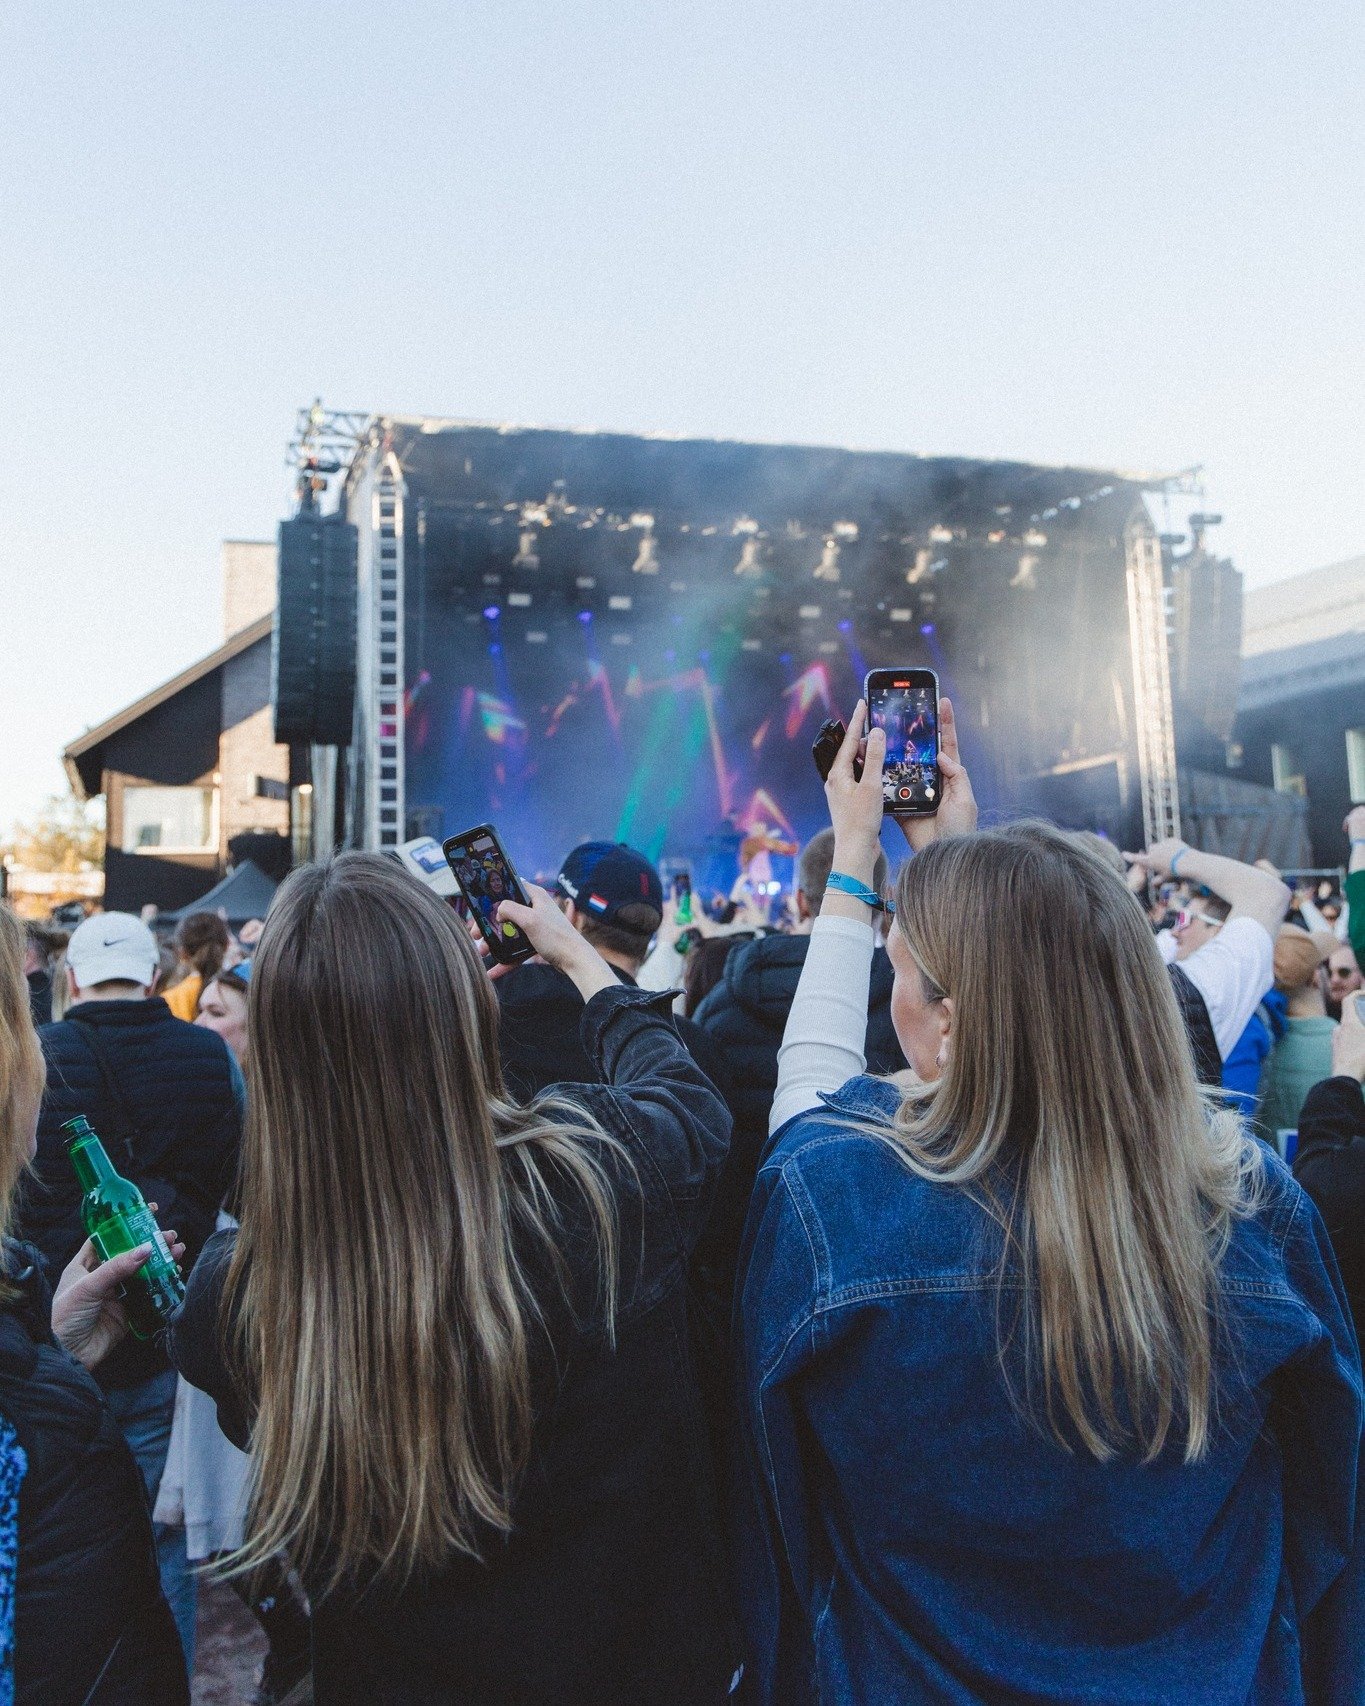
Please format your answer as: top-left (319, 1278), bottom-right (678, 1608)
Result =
top-left (346, 437), bottom-right (407, 851)
top-left (1124, 510), bottom-right (1181, 846)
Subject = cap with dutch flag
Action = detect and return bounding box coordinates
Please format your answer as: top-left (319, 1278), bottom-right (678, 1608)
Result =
top-left (554, 842), bottom-right (664, 924)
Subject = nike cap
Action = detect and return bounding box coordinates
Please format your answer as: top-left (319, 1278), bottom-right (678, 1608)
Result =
top-left (67, 912), bottom-right (159, 990)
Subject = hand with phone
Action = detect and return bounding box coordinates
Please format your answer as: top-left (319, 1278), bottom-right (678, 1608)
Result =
top-left (897, 695), bottom-right (976, 852)
top-left (495, 884), bottom-right (619, 1003)
top-left (1332, 991), bottom-right (1365, 1084)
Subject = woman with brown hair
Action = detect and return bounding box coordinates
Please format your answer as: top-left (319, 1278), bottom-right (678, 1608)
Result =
top-left (737, 701), bottom-right (1363, 1705)
top-left (0, 902), bottom-right (190, 1702)
top-left (168, 852), bottom-right (735, 1704)
top-left (163, 912), bottom-right (231, 1023)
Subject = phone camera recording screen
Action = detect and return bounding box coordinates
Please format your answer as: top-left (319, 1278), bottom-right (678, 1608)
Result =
top-left (872, 681), bottom-right (939, 811)
top-left (447, 834), bottom-right (528, 952)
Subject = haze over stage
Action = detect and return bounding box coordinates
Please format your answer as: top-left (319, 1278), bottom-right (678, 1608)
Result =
top-left (346, 420), bottom-right (1173, 876)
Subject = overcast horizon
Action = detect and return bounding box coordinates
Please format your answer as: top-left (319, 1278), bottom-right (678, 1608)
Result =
top-left (3, 0), bottom-right (1362, 829)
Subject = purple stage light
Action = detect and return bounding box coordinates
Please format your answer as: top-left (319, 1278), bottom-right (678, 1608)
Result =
top-left (920, 622), bottom-right (935, 636)
top-left (838, 619), bottom-right (852, 633)
top-left (578, 610), bottom-right (593, 624)
top-left (483, 605), bottom-right (500, 620)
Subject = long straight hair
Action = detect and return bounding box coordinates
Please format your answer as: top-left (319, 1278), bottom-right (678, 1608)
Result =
top-left (0, 907), bottom-right (45, 1278)
top-left (222, 854), bottom-right (623, 1591)
top-left (879, 823), bottom-right (1259, 1462)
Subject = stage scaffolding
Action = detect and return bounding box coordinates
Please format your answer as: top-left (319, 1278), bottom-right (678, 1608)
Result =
top-left (1124, 510), bottom-right (1182, 846)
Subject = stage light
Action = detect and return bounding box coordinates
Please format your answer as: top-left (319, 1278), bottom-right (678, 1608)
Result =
top-left (1010, 554), bottom-right (1038, 590)
top-left (609, 595), bottom-right (632, 610)
top-left (906, 548), bottom-right (932, 585)
top-left (508, 592), bottom-right (531, 607)
top-left (483, 605), bottom-right (500, 620)
top-left (814, 538), bottom-right (841, 581)
top-left (526, 631), bottom-right (547, 643)
top-left (890, 608), bottom-right (911, 622)
top-left (928, 525), bottom-right (953, 544)
top-left (1023, 529), bottom-right (1047, 548)
top-left (632, 532), bottom-right (660, 574)
top-left (578, 610), bottom-right (592, 624)
top-left (489, 642), bottom-right (502, 655)
top-left (799, 604), bottom-right (821, 620)
top-left (838, 619), bottom-right (852, 632)
top-left (513, 528), bottom-right (540, 570)
top-left (920, 623), bottom-right (935, 636)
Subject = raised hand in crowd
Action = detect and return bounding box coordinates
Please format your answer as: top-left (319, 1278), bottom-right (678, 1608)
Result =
top-left (52, 1212), bottom-right (186, 1371)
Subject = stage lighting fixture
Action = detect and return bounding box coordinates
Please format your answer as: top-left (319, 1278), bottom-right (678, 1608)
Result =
top-left (578, 610), bottom-right (592, 624)
top-left (920, 623), bottom-right (935, 636)
top-left (508, 592), bottom-right (531, 607)
top-left (799, 604), bottom-right (822, 620)
top-left (928, 525), bottom-right (953, 544)
top-left (838, 619), bottom-right (852, 633)
top-left (814, 538), bottom-right (841, 581)
top-left (906, 548), bottom-right (933, 585)
top-left (483, 605), bottom-right (501, 620)
top-left (526, 631), bottom-right (547, 643)
top-left (890, 608), bottom-right (911, 622)
top-left (513, 528), bottom-right (540, 569)
top-left (1010, 554), bottom-right (1039, 591)
top-left (609, 595), bottom-right (632, 610)
top-left (742, 639), bottom-right (761, 651)
top-left (833, 520), bottom-right (859, 540)
top-left (576, 577), bottom-right (596, 589)
top-left (632, 531), bottom-right (660, 574)
top-left (1023, 529), bottom-right (1047, 548)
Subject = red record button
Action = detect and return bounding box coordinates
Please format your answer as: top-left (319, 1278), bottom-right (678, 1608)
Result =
top-left (898, 786), bottom-right (912, 800)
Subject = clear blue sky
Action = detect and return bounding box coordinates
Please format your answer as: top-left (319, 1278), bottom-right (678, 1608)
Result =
top-left (2, 0), bottom-right (1361, 828)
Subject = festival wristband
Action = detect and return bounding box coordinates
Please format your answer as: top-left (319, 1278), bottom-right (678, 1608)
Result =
top-left (825, 871), bottom-right (894, 914)
top-left (1170, 847), bottom-right (1189, 877)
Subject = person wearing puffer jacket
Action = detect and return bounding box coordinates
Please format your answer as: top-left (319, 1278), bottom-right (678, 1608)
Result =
top-left (0, 903), bottom-right (189, 1704)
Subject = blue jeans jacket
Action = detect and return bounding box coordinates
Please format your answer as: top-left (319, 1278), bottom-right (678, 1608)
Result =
top-left (735, 1077), bottom-right (1363, 1705)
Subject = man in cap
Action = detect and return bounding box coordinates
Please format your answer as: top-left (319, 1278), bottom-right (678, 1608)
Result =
top-left (494, 841), bottom-right (730, 1106)
top-left (17, 910), bottom-right (243, 1665)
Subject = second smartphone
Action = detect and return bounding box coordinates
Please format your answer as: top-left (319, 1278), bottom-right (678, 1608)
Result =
top-left (441, 823), bottom-right (536, 964)
top-left (865, 668), bottom-right (940, 815)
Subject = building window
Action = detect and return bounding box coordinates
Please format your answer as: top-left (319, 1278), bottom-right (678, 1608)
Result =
top-left (1348, 728), bottom-right (1365, 805)
top-left (1271, 743), bottom-right (1307, 798)
top-left (121, 785), bottom-right (217, 853)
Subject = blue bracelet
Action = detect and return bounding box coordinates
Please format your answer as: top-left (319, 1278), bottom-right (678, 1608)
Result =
top-left (1170, 847), bottom-right (1188, 877)
top-left (826, 871), bottom-right (894, 913)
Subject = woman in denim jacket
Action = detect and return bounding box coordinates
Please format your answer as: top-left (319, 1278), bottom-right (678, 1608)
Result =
top-left (736, 700), bottom-right (1362, 1705)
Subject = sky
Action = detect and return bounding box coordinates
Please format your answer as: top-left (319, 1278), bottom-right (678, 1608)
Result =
top-left (2, 0), bottom-right (1362, 829)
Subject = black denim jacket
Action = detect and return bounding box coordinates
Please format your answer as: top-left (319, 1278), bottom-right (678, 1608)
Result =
top-left (169, 984), bottom-right (736, 1706)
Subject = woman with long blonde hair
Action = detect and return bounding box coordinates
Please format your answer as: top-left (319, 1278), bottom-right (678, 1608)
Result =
top-left (168, 853), bottom-right (735, 1704)
top-left (736, 701), bottom-right (1362, 1705)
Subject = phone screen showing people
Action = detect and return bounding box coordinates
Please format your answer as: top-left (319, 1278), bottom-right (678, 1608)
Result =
top-left (441, 826), bottom-right (534, 963)
top-left (866, 670), bottom-right (940, 815)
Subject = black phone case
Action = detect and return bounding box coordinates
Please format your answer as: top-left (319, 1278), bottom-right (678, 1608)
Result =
top-left (441, 826), bottom-right (535, 965)
top-left (812, 718), bottom-right (864, 784)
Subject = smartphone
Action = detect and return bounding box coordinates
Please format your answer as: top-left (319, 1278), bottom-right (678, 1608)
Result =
top-left (865, 668), bottom-right (940, 816)
top-left (441, 824), bottom-right (535, 965)
top-left (812, 717), bottom-right (864, 784)
top-left (671, 869), bottom-right (694, 924)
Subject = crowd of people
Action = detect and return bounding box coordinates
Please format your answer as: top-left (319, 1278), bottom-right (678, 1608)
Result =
top-left (1, 706), bottom-right (1364, 1704)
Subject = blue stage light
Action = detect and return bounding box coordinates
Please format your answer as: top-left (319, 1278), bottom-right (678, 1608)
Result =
top-left (920, 622), bottom-right (935, 636)
top-left (838, 619), bottom-right (852, 633)
top-left (483, 605), bottom-right (500, 620)
top-left (578, 610), bottom-right (592, 624)
top-left (489, 642), bottom-right (502, 655)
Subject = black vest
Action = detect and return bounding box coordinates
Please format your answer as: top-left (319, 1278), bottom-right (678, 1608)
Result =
top-left (1169, 964), bottom-right (1222, 1087)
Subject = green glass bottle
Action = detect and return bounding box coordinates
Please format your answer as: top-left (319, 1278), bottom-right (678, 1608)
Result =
top-left (62, 1115), bottom-right (185, 1339)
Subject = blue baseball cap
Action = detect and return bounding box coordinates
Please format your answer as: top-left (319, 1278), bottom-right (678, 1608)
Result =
top-left (556, 842), bottom-right (663, 923)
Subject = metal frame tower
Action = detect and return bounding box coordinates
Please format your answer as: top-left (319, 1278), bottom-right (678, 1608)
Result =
top-left (1124, 508), bottom-right (1182, 846)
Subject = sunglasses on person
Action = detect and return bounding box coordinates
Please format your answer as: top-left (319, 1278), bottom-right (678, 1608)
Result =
top-left (1174, 907), bottom-right (1223, 931)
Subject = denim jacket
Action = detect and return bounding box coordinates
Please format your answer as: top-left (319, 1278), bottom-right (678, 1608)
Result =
top-left (736, 1076), bottom-right (1363, 1706)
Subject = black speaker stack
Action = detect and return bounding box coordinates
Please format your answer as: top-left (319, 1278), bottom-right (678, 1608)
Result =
top-left (273, 511), bottom-right (359, 747)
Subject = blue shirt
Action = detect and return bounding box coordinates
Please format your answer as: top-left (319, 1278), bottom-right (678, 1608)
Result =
top-left (736, 1076), bottom-right (1363, 1705)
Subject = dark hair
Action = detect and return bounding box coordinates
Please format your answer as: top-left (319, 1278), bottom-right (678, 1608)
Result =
top-left (682, 933), bottom-right (752, 1017)
top-left (579, 901), bottom-right (662, 967)
top-left (174, 912), bottom-right (231, 982)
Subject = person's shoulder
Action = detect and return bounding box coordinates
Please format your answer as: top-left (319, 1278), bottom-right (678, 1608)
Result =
top-left (495, 960), bottom-right (580, 1015)
top-left (763, 1078), bottom-right (915, 1189)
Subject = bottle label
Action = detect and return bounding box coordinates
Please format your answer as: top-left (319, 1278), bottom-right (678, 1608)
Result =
top-left (92, 1207), bottom-right (175, 1271)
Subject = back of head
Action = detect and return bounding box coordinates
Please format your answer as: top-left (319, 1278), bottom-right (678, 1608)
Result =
top-left (682, 934), bottom-right (747, 1017)
top-left (798, 827), bottom-right (889, 915)
top-left (228, 853), bottom-right (617, 1590)
top-left (1274, 924), bottom-right (1329, 995)
top-left (556, 842), bottom-right (662, 968)
top-left (0, 907), bottom-right (44, 1243)
top-left (890, 821), bottom-right (1255, 1462)
top-left (173, 911), bottom-right (230, 983)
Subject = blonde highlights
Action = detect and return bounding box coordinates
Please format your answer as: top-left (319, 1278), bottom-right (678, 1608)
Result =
top-left (880, 823), bottom-right (1258, 1462)
top-left (0, 907), bottom-right (44, 1266)
top-left (223, 855), bottom-right (622, 1591)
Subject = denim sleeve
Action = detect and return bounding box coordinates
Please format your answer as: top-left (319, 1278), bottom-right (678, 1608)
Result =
top-left (578, 984), bottom-right (732, 1251)
top-left (734, 1158), bottom-right (826, 1705)
top-left (1270, 1183), bottom-right (1364, 1631)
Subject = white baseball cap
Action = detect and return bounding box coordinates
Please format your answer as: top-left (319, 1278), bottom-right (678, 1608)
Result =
top-left (67, 912), bottom-right (159, 990)
top-left (398, 835), bottom-right (458, 899)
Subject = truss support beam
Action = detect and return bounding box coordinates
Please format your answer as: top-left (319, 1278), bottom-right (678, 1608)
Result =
top-left (1124, 511), bottom-right (1181, 847)
top-left (347, 445), bottom-right (406, 851)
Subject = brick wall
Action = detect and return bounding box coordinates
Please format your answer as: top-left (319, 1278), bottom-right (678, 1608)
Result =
top-left (223, 540), bottom-right (276, 638)
top-left (219, 636), bottom-right (289, 852)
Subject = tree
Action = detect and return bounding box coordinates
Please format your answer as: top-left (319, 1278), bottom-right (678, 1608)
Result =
top-left (1, 795), bottom-right (105, 874)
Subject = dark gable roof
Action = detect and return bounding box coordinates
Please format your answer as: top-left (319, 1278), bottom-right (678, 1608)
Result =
top-left (63, 614), bottom-right (273, 798)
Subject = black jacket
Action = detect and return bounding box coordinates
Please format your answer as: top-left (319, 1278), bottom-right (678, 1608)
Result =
top-left (19, 998), bottom-right (243, 1388)
top-left (169, 985), bottom-right (736, 1706)
top-left (691, 932), bottom-right (907, 1306)
top-left (1294, 1076), bottom-right (1365, 1340)
top-left (0, 1243), bottom-right (188, 1706)
top-left (496, 960), bottom-right (733, 1107)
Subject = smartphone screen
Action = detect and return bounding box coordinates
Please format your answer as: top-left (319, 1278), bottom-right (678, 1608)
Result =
top-left (441, 825), bottom-right (534, 963)
top-left (865, 668), bottom-right (940, 815)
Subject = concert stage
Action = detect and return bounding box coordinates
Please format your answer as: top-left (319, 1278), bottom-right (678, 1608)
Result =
top-left (307, 418), bottom-right (1200, 883)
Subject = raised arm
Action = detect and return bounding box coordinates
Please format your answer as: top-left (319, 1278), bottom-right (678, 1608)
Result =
top-left (1133, 839), bottom-right (1290, 937)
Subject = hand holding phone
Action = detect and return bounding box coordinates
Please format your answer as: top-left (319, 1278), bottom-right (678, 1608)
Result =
top-left (442, 824), bottom-right (536, 965)
top-left (865, 669), bottom-right (941, 816)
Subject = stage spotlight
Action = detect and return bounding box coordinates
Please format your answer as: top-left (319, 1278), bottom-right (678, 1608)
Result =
top-left (838, 619), bottom-right (853, 633)
top-left (578, 610), bottom-right (592, 624)
top-left (483, 605), bottom-right (501, 620)
top-left (513, 528), bottom-right (540, 570)
top-left (1010, 554), bottom-right (1038, 590)
top-left (920, 623), bottom-right (935, 636)
top-left (928, 525), bottom-right (953, 544)
top-left (906, 547), bottom-right (932, 585)
top-left (814, 538), bottom-right (841, 581)
top-left (1023, 528), bottom-right (1047, 548)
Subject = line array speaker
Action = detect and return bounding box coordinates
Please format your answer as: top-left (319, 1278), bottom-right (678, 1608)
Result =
top-left (273, 512), bottom-right (358, 747)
